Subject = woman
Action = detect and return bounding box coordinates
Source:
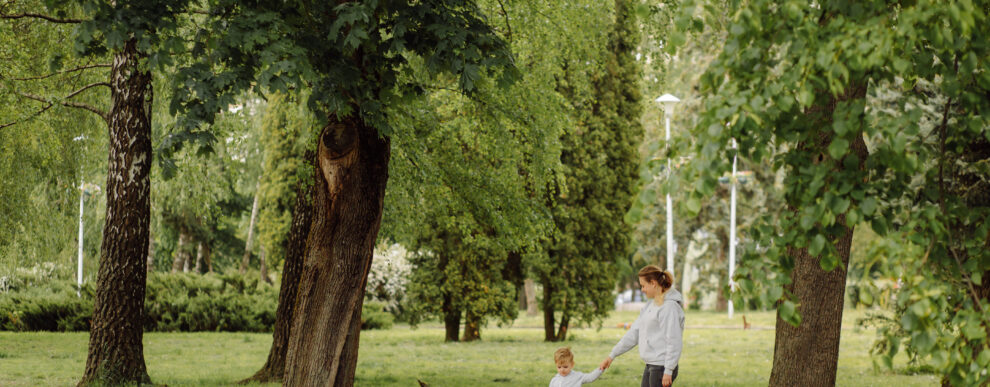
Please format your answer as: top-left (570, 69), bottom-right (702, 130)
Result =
top-left (600, 265), bottom-right (684, 387)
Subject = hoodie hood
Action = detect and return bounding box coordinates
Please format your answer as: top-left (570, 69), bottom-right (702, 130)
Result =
top-left (662, 288), bottom-right (684, 308)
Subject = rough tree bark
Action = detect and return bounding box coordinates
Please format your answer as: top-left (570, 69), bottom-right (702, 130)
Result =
top-left (240, 180), bottom-right (261, 273)
top-left (241, 173), bottom-right (314, 384)
top-left (78, 38), bottom-right (153, 386)
top-left (769, 84), bottom-right (869, 386)
top-left (282, 116), bottom-right (389, 386)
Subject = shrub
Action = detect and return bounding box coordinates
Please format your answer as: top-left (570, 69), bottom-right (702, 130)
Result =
top-left (361, 301), bottom-right (394, 330)
top-left (1, 272), bottom-right (277, 332)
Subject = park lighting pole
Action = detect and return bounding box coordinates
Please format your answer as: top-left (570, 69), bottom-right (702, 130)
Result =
top-left (728, 138), bottom-right (738, 319)
top-left (656, 94), bottom-right (680, 274)
top-left (73, 135), bottom-right (86, 297)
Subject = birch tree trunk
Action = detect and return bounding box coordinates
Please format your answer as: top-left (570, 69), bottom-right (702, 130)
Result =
top-left (240, 180), bottom-right (261, 273)
top-left (78, 38), bottom-right (153, 386)
top-left (282, 117), bottom-right (389, 387)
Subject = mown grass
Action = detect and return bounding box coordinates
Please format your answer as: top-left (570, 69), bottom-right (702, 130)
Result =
top-left (0, 309), bottom-right (937, 386)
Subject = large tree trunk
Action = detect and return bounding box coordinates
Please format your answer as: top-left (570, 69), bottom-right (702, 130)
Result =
top-left (282, 117), bottom-right (390, 387)
top-left (240, 180), bottom-right (261, 273)
top-left (462, 312), bottom-right (481, 342)
top-left (769, 84), bottom-right (869, 386)
top-left (443, 293), bottom-right (461, 342)
top-left (241, 174), bottom-right (314, 384)
top-left (78, 38), bottom-right (153, 386)
top-left (769, 224), bottom-right (856, 386)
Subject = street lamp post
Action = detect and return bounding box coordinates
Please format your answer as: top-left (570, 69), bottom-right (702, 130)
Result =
top-left (73, 135), bottom-right (86, 297)
top-left (656, 94), bottom-right (680, 275)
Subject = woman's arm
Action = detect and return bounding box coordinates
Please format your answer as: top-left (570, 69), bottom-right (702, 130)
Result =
top-left (662, 305), bottom-right (684, 374)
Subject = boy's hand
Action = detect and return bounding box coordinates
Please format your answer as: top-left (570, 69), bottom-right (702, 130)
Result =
top-left (599, 357), bottom-right (612, 370)
top-left (662, 374), bottom-right (672, 387)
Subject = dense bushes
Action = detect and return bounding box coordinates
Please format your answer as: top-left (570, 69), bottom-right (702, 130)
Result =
top-left (142, 272), bottom-right (277, 332)
top-left (360, 301), bottom-right (394, 330)
top-left (1, 271), bottom-right (395, 332)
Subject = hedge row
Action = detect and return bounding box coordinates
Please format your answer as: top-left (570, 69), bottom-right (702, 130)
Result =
top-left (0, 272), bottom-right (391, 332)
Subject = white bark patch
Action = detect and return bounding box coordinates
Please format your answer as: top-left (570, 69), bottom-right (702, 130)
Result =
top-left (129, 152), bottom-right (146, 182)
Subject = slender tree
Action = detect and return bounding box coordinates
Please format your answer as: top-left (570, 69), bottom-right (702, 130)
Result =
top-left (539, 0), bottom-right (644, 341)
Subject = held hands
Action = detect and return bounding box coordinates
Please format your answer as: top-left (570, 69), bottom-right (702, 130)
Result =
top-left (599, 357), bottom-right (612, 371)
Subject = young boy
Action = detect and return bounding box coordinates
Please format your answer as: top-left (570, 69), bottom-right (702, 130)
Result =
top-left (550, 347), bottom-right (603, 387)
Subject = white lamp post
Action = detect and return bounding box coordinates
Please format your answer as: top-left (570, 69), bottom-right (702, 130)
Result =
top-left (73, 135), bottom-right (86, 297)
top-left (728, 138), bottom-right (738, 319)
top-left (656, 94), bottom-right (680, 275)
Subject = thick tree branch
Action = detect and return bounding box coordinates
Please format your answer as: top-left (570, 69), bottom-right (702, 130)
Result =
top-left (11, 64), bottom-right (111, 81)
top-left (0, 12), bottom-right (83, 23)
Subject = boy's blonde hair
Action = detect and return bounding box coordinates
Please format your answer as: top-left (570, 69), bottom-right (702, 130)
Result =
top-left (554, 347), bottom-right (574, 365)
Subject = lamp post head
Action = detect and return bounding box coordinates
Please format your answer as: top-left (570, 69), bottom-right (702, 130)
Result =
top-left (655, 94), bottom-right (681, 112)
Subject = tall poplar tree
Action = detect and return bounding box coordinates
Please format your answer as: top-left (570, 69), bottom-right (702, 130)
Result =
top-left (539, 0), bottom-right (644, 341)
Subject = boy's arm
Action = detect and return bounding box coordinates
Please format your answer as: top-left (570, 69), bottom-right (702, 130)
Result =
top-left (580, 368), bottom-right (603, 383)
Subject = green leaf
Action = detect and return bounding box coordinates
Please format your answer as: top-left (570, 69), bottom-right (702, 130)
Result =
top-left (963, 317), bottom-right (987, 340)
top-left (809, 234), bottom-right (826, 256)
top-left (800, 213), bottom-right (816, 230)
top-left (978, 349), bottom-right (990, 367)
top-left (860, 288), bottom-right (874, 305)
top-left (860, 197), bottom-right (877, 216)
top-left (828, 138), bottom-right (849, 159)
top-left (685, 196), bottom-right (701, 216)
top-left (780, 300), bottom-right (801, 327)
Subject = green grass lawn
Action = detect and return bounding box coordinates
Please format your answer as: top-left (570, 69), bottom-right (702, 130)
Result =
top-left (0, 309), bottom-right (938, 386)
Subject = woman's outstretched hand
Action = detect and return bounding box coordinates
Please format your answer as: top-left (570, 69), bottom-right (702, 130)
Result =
top-left (599, 357), bottom-right (613, 371)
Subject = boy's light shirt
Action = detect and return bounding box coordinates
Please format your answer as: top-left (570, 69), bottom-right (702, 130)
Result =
top-left (549, 368), bottom-right (602, 387)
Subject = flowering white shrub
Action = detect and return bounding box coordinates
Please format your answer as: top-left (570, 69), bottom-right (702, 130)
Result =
top-left (366, 243), bottom-right (412, 312)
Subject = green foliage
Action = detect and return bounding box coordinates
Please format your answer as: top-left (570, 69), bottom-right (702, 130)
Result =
top-left (165, 0), bottom-right (519, 142)
top-left (256, 93), bottom-right (315, 270)
top-left (360, 301), bottom-right (394, 330)
top-left (386, 0), bottom-right (589, 335)
top-left (680, 0), bottom-right (990, 383)
top-left (143, 272), bottom-right (276, 332)
top-left (0, 0), bottom-right (110, 278)
top-left (0, 272), bottom-right (278, 332)
top-left (535, 0), bottom-right (644, 333)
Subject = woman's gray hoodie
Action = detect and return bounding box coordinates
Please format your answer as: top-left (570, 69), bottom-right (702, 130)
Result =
top-left (609, 288), bottom-right (685, 375)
